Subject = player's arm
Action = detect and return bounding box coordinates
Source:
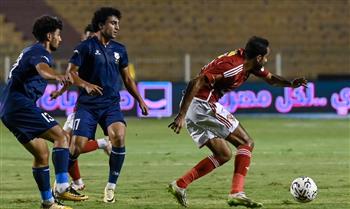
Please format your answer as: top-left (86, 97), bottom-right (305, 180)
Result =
top-left (263, 72), bottom-right (307, 88)
top-left (120, 66), bottom-right (148, 115)
top-left (168, 73), bottom-right (221, 134)
top-left (35, 63), bottom-right (69, 84)
top-left (50, 82), bottom-right (70, 100)
top-left (66, 63), bottom-right (103, 96)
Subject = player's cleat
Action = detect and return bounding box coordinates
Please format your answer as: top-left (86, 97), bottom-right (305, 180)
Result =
top-left (103, 186), bottom-right (115, 203)
top-left (71, 182), bottom-right (85, 191)
top-left (54, 184), bottom-right (88, 201)
top-left (227, 192), bottom-right (263, 208)
top-left (41, 202), bottom-right (73, 209)
top-left (168, 180), bottom-right (188, 207)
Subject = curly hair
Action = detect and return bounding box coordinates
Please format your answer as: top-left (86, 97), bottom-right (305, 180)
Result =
top-left (91, 7), bottom-right (121, 32)
top-left (32, 15), bottom-right (63, 42)
top-left (244, 36), bottom-right (269, 59)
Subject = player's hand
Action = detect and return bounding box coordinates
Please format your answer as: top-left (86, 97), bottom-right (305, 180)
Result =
top-left (291, 77), bottom-right (308, 88)
top-left (168, 113), bottom-right (185, 134)
top-left (84, 82), bottom-right (103, 96)
top-left (50, 90), bottom-right (61, 100)
top-left (139, 101), bottom-right (149, 116)
top-left (55, 74), bottom-right (70, 85)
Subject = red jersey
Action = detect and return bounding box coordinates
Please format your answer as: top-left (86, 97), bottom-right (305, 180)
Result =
top-left (195, 48), bottom-right (269, 103)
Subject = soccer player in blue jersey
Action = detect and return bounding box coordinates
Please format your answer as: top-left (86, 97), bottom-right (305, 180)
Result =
top-left (0, 16), bottom-right (87, 209)
top-left (66, 7), bottom-right (149, 203)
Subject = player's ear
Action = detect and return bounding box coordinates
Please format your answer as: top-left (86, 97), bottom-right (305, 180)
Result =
top-left (98, 22), bottom-right (104, 30)
top-left (256, 55), bottom-right (263, 63)
top-left (46, 32), bottom-right (52, 41)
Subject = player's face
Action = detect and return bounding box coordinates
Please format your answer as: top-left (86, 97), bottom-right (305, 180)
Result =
top-left (49, 29), bottom-right (62, 51)
top-left (101, 16), bottom-right (120, 40)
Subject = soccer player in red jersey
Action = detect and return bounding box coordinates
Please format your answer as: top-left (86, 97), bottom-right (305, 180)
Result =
top-left (168, 36), bottom-right (307, 208)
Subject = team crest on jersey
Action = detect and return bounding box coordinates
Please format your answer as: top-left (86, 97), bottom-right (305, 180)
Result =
top-left (114, 52), bottom-right (120, 64)
top-left (95, 50), bottom-right (101, 55)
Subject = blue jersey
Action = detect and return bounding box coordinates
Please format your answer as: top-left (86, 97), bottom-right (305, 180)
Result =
top-left (69, 36), bottom-right (129, 109)
top-left (0, 43), bottom-right (53, 116)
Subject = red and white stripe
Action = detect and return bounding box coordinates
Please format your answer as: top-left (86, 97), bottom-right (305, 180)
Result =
top-left (236, 148), bottom-right (252, 157)
top-left (208, 155), bottom-right (221, 168)
top-left (223, 64), bottom-right (243, 78)
top-left (208, 103), bottom-right (232, 129)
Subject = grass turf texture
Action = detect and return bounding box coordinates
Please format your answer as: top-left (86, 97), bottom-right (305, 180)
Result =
top-left (0, 117), bottom-right (349, 209)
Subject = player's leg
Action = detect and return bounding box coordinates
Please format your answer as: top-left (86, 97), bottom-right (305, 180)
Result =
top-left (23, 138), bottom-right (55, 207)
top-left (169, 137), bottom-right (232, 207)
top-left (103, 121), bottom-right (126, 203)
top-left (176, 138), bottom-right (231, 189)
top-left (39, 125), bottom-right (87, 202)
top-left (67, 107), bottom-right (99, 197)
top-left (63, 113), bottom-right (85, 191)
top-left (225, 123), bottom-right (262, 208)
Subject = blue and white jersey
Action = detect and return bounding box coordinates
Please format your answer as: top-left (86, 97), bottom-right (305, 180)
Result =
top-left (69, 36), bottom-right (128, 109)
top-left (0, 43), bottom-right (53, 116)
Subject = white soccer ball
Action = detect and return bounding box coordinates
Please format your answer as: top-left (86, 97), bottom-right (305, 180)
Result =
top-left (290, 176), bottom-right (318, 203)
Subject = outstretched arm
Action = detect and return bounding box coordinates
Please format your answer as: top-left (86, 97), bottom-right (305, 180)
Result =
top-left (263, 72), bottom-right (307, 88)
top-left (168, 74), bottom-right (210, 134)
top-left (35, 63), bottom-right (69, 84)
top-left (66, 63), bottom-right (103, 96)
top-left (120, 66), bottom-right (149, 115)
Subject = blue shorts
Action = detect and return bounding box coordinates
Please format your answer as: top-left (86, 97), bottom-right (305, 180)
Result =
top-left (1, 106), bottom-right (58, 144)
top-left (72, 104), bottom-right (125, 139)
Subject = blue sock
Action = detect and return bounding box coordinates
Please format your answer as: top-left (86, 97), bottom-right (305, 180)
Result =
top-left (52, 147), bottom-right (69, 184)
top-left (32, 166), bottom-right (53, 202)
top-left (108, 146), bottom-right (126, 184)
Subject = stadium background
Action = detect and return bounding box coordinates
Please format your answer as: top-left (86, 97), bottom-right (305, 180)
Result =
top-left (0, 0), bottom-right (349, 209)
top-left (0, 0), bottom-right (349, 117)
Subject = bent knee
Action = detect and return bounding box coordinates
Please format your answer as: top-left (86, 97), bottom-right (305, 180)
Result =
top-left (216, 151), bottom-right (232, 164)
top-left (34, 152), bottom-right (49, 166)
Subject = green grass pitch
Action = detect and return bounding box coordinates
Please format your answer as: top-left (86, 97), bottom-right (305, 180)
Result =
top-left (0, 117), bottom-right (349, 209)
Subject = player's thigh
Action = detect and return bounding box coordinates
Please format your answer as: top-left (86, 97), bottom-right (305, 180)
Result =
top-left (23, 137), bottom-right (50, 166)
top-left (205, 137), bottom-right (232, 161)
top-left (225, 123), bottom-right (254, 148)
top-left (1, 107), bottom-right (59, 144)
top-left (72, 107), bottom-right (98, 140)
top-left (39, 124), bottom-right (70, 148)
top-left (100, 105), bottom-right (126, 146)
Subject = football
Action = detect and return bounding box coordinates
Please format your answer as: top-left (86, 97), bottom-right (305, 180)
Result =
top-left (290, 176), bottom-right (318, 203)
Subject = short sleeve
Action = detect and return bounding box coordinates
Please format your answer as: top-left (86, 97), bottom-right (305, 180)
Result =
top-left (203, 61), bottom-right (232, 86)
top-left (29, 50), bottom-right (52, 66)
top-left (252, 67), bottom-right (269, 78)
top-left (69, 42), bottom-right (88, 67)
top-left (119, 47), bottom-right (129, 69)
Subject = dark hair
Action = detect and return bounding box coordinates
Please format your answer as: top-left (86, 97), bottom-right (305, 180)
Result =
top-left (32, 15), bottom-right (63, 42)
top-left (84, 24), bottom-right (94, 33)
top-left (244, 36), bottom-right (269, 59)
top-left (92, 7), bottom-right (121, 32)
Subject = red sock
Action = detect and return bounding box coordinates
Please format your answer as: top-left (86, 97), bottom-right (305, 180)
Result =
top-left (68, 160), bottom-right (81, 181)
top-left (176, 155), bottom-right (222, 189)
top-left (231, 145), bottom-right (252, 194)
top-left (82, 140), bottom-right (99, 153)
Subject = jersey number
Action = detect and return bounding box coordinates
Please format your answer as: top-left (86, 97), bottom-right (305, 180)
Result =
top-left (73, 119), bottom-right (81, 130)
top-left (41, 112), bottom-right (55, 123)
